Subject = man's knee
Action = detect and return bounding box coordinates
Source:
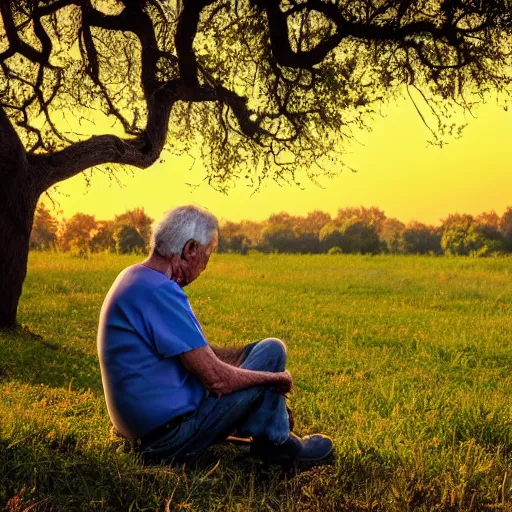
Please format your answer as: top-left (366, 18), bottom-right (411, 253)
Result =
top-left (242, 338), bottom-right (287, 372)
top-left (260, 338), bottom-right (287, 367)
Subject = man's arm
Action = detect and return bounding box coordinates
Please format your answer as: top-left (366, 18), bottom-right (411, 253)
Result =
top-left (209, 344), bottom-right (246, 366)
top-left (180, 345), bottom-right (292, 397)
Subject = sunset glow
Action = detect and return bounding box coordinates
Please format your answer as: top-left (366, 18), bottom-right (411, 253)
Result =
top-left (51, 97), bottom-right (511, 226)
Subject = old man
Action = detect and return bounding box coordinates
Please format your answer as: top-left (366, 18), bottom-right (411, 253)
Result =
top-left (97, 205), bottom-right (333, 466)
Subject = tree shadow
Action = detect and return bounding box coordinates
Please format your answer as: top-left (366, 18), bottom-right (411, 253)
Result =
top-left (0, 327), bottom-right (327, 509)
top-left (0, 434), bottom-right (180, 511)
top-left (0, 434), bottom-right (316, 511)
top-left (0, 325), bottom-right (102, 394)
top-left (0, 327), bottom-right (346, 510)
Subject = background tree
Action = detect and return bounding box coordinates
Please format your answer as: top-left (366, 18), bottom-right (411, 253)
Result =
top-left (380, 217), bottom-right (405, 253)
top-left (472, 210), bottom-right (506, 255)
top-left (320, 217), bottom-right (379, 253)
top-left (500, 207), bottom-right (512, 250)
top-left (218, 221), bottom-right (251, 254)
top-left (113, 224), bottom-right (146, 254)
top-left (259, 212), bottom-right (300, 252)
top-left (401, 221), bottom-right (442, 255)
top-left (293, 210), bottom-right (331, 253)
top-left (90, 220), bottom-right (116, 253)
top-left (238, 220), bottom-right (265, 251)
top-left (335, 207), bottom-right (387, 234)
top-left (337, 217), bottom-right (380, 254)
top-left (113, 208), bottom-right (153, 250)
top-left (260, 224), bottom-right (298, 253)
top-left (441, 214), bottom-right (478, 255)
top-left (29, 203), bottom-right (59, 251)
top-left (58, 213), bottom-right (97, 257)
top-left (319, 222), bottom-right (345, 253)
top-left (438, 213), bottom-right (503, 256)
top-left (475, 210), bottom-right (501, 235)
top-left (1, 0), bottom-right (511, 327)
top-left (266, 212), bottom-right (297, 231)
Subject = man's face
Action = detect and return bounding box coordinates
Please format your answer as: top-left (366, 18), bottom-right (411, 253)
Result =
top-left (182, 231), bottom-right (218, 285)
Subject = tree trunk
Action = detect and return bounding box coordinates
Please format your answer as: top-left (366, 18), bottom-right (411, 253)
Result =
top-left (0, 174), bottom-right (38, 329)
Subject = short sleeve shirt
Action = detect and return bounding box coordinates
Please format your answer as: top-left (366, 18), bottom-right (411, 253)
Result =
top-left (97, 264), bottom-right (208, 439)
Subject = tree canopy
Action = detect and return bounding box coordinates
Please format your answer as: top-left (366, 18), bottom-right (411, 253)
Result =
top-left (1, 0), bottom-right (511, 192)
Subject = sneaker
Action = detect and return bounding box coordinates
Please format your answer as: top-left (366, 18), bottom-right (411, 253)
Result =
top-left (251, 432), bottom-right (334, 468)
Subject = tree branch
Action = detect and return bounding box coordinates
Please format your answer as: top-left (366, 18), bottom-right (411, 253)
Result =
top-left (23, 0), bottom-right (175, 191)
top-left (37, 0), bottom-right (79, 17)
top-left (33, 85), bottom-right (177, 191)
top-left (83, 4), bottom-right (161, 100)
top-left (175, 0), bottom-right (217, 88)
top-left (261, 0), bottom-right (470, 69)
top-left (0, 1), bottom-right (55, 65)
top-left (179, 81), bottom-right (263, 137)
top-left (262, 0), bottom-right (344, 69)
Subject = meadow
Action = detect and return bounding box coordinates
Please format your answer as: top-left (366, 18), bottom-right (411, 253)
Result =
top-left (1, 252), bottom-right (512, 511)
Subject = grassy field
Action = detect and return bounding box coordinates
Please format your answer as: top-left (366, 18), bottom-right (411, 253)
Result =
top-left (2, 252), bottom-right (512, 511)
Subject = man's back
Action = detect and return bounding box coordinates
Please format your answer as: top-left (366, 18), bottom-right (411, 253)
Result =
top-left (97, 264), bottom-right (207, 439)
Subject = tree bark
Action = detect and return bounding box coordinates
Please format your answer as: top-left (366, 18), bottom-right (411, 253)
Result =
top-left (0, 107), bottom-right (39, 329)
top-left (0, 173), bottom-right (38, 329)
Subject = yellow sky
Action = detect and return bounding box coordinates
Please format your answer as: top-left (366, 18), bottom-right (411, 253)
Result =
top-left (50, 96), bottom-right (511, 226)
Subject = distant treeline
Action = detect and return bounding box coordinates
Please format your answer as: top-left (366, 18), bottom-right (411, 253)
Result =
top-left (30, 206), bottom-right (153, 257)
top-left (219, 207), bottom-right (512, 257)
top-left (30, 204), bottom-right (512, 257)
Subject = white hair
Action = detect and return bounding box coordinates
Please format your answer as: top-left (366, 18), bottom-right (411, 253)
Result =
top-left (150, 205), bottom-right (218, 257)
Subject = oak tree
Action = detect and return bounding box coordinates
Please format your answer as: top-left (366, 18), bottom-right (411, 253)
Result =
top-left (1, 0), bottom-right (510, 327)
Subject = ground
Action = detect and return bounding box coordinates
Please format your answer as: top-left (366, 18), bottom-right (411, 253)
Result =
top-left (1, 253), bottom-right (512, 511)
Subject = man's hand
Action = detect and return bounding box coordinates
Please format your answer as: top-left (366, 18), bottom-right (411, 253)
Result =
top-left (274, 369), bottom-right (293, 395)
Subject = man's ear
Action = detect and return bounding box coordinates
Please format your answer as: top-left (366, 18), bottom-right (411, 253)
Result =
top-left (181, 239), bottom-right (197, 260)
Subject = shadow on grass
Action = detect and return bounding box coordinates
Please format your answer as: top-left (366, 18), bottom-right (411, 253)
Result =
top-left (3, 327), bottom-right (508, 511)
top-left (0, 325), bottom-right (102, 394)
top-left (3, 414), bottom-right (504, 511)
top-left (0, 433), bottom-right (328, 512)
top-left (0, 434), bottom-right (182, 511)
top-left (0, 327), bottom-right (345, 510)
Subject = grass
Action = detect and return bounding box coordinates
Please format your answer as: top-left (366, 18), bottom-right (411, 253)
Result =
top-left (2, 252), bottom-right (512, 511)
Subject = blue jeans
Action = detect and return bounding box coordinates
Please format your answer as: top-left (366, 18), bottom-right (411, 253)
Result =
top-left (140, 338), bottom-right (290, 463)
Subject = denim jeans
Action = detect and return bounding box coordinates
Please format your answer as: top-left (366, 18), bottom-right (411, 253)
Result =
top-left (140, 338), bottom-right (290, 463)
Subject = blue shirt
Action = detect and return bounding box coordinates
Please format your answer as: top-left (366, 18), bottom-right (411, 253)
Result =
top-left (97, 264), bottom-right (208, 439)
